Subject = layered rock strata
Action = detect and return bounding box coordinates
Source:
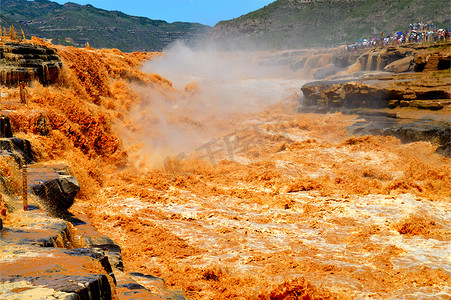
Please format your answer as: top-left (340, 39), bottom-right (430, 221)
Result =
top-left (300, 44), bottom-right (451, 157)
top-left (0, 41), bottom-right (62, 86)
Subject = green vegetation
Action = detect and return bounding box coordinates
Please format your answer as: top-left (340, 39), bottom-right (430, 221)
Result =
top-left (208, 0), bottom-right (451, 49)
top-left (0, 0), bottom-right (210, 52)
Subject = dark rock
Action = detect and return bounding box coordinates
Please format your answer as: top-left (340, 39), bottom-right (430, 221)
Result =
top-left (345, 112), bottom-right (451, 158)
top-left (312, 65), bottom-right (341, 79)
top-left (333, 51), bottom-right (362, 68)
top-left (27, 164), bottom-right (80, 212)
top-left (64, 248), bottom-right (116, 285)
top-left (0, 212), bottom-right (115, 300)
top-left (0, 42), bottom-right (62, 86)
top-left (385, 121), bottom-right (451, 157)
top-left (0, 214), bottom-right (72, 248)
top-left (0, 115), bottom-right (13, 138)
top-left (0, 137), bottom-right (34, 164)
top-left (384, 56), bottom-right (414, 73)
top-left (115, 269), bottom-right (167, 300)
top-left (70, 214), bottom-right (124, 271)
top-left (128, 272), bottom-right (187, 300)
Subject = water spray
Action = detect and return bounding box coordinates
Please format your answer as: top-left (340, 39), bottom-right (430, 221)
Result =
top-left (22, 164), bottom-right (27, 211)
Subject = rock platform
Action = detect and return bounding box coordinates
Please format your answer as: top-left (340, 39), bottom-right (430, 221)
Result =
top-left (299, 43), bottom-right (451, 157)
top-left (0, 41), bottom-right (63, 86)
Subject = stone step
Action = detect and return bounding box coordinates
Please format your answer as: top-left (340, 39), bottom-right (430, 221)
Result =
top-left (0, 211), bottom-right (114, 300)
top-left (27, 164), bottom-right (80, 213)
top-left (114, 270), bottom-right (168, 300)
top-left (0, 209), bottom-right (188, 299)
top-left (128, 273), bottom-right (186, 300)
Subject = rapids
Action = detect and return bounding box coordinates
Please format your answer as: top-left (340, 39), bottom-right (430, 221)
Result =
top-left (1, 40), bottom-right (450, 299)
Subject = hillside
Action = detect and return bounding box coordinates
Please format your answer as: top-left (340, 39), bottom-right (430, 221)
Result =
top-left (207, 0), bottom-right (451, 49)
top-left (0, 0), bottom-right (210, 52)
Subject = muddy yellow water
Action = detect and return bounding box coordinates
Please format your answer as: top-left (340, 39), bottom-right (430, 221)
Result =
top-left (1, 40), bottom-right (450, 299)
top-left (70, 109), bottom-right (450, 299)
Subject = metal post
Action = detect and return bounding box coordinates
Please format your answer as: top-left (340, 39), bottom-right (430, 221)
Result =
top-left (22, 164), bottom-right (27, 211)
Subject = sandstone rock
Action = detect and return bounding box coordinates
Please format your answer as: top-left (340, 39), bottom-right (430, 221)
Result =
top-left (312, 65), bottom-right (341, 79)
top-left (0, 211), bottom-right (114, 300)
top-left (414, 51), bottom-right (451, 72)
top-left (0, 281), bottom-right (79, 300)
top-left (409, 100), bottom-right (448, 110)
top-left (384, 56), bottom-right (414, 73)
top-left (0, 42), bottom-right (62, 86)
top-left (353, 47), bottom-right (414, 71)
top-left (71, 214), bottom-right (124, 271)
top-left (388, 100), bottom-right (400, 108)
top-left (301, 80), bottom-right (395, 108)
top-left (67, 248), bottom-right (116, 285)
top-left (301, 74), bottom-right (450, 110)
top-left (0, 253), bottom-right (113, 300)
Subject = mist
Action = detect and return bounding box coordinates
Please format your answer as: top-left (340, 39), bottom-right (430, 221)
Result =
top-left (123, 41), bottom-right (309, 167)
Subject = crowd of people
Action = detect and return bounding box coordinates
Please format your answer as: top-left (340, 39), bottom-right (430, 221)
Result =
top-left (344, 22), bottom-right (450, 52)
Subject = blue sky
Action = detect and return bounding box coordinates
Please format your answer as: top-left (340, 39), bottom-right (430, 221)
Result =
top-left (52, 0), bottom-right (274, 26)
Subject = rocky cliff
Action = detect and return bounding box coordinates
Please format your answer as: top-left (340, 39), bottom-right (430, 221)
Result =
top-left (0, 41), bottom-right (62, 86)
top-left (299, 43), bottom-right (451, 156)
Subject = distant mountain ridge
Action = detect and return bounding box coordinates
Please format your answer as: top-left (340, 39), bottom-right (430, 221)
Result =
top-left (0, 0), bottom-right (210, 52)
top-left (207, 0), bottom-right (451, 49)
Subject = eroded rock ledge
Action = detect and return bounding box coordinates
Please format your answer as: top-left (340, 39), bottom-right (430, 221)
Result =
top-left (0, 41), bottom-right (62, 86)
top-left (0, 114), bottom-right (185, 299)
top-left (300, 44), bottom-right (451, 157)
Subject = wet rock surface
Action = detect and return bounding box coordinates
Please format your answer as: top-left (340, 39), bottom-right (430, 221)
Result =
top-left (0, 112), bottom-right (184, 299)
top-left (0, 41), bottom-right (62, 86)
top-left (301, 73), bottom-right (451, 110)
top-left (27, 164), bottom-right (80, 212)
top-left (300, 44), bottom-right (451, 157)
top-left (0, 209), bottom-right (185, 299)
top-left (0, 211), bottom-right (113, 300)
